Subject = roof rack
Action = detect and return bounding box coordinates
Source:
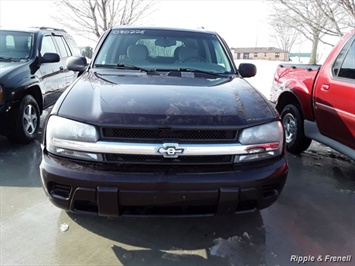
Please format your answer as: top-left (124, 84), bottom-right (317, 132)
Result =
top-left (38, 27), bottom-right (67, 32)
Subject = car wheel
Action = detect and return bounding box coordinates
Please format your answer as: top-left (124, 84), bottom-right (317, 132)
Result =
top-left (6, 95), bottom-right (40, 144)
top-left (281, 104), bottom-right (312, 153)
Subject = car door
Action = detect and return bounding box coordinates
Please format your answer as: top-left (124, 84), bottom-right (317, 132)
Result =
top-left (52, 35), bottom-right (79, 88)
top-left (313, 35), bottom-right (355, 149)
top-left (39, 34), bottom-right (66, 108)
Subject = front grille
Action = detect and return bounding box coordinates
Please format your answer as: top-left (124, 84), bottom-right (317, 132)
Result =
top-left (105, 154), bottom-right (233, 165)
top-left (101, 128), bottom-right (237, 142)
top-left (99, 127), bottom-right (238, 166)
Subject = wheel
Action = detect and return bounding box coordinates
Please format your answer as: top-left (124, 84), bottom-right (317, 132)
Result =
top-left (280, 104), bottom-right (312, 153)
top-left (6, 95), bottom-right (40, 144)
top-left (181, 56), bottom-right (207, 63)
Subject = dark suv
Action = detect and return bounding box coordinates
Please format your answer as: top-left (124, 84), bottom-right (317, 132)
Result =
top-left (0, 27), bottom-right (81, 143)
top-left (40, 26), bottom-right (288, 217)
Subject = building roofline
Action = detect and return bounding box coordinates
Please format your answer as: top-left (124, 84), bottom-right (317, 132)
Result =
top-left (231, 47), bottom-right (289, 53)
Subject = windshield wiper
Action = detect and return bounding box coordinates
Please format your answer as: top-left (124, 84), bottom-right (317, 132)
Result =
top-left (176, 68), bottom-right (230, 79)
top-left (0, 56), bottom-right (14, 62)
top-left (115, 63), bottom-right (158, 74)
top-left (94, 63), bottom-right (157, 74)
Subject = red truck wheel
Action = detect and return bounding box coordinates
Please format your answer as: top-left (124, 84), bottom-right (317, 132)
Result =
top-left (281, 104), bottom-right (312, 154)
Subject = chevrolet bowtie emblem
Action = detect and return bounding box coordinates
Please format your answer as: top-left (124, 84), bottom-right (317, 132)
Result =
top-left (157, 143), bottom-right (185, 158)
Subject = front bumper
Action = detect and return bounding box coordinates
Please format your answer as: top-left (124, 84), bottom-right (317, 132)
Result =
top-left (40, 150), bottom-right (288, 217)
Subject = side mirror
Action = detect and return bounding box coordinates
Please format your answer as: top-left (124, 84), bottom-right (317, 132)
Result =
top-left (238, 63), bottom-right (257, 78)
top-left (67, 56), bottom-right (88, 72)
top-left (41, 53), bottom-right (60, 63)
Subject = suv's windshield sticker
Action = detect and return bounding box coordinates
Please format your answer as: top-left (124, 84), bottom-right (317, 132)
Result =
top-left (112, 30), bottom-right (145, 35)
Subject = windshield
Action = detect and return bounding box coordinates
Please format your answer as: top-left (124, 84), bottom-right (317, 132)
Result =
top-left (0, 31), bottom-right (33, 61)
top-left (94, 28), bottom-right (233, 74)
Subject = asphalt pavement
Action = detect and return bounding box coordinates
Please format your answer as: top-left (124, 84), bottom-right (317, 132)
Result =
top-left (0, 111), bottom-right (354, 266)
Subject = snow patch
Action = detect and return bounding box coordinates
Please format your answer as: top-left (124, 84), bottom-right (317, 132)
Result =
top-left (209, 232), bottom-right (264, 266)
top-left (235, 59), bottom-right (282, 100)
top-left (336, 189), bottom-right (355, 194)
top-left (60, 223), bottom-right (69, 232)
top-left (242, 231), bottom-right (251, 240)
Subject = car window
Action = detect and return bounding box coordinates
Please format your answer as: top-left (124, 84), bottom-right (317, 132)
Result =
top-left (0, 30), bottom-right (33, 59)
top-left (41, 35), bottom-right (57, 55)
top-left (332, 36), bottom-right (355, 80)
top-left (338, 39), bottom-right (355, 80)
top-left (63, 34), bottom-right (81, 56)
top-left (53, 36), bottom-right (71, 57)
top-left (94, 29), bottom-right (233, 73)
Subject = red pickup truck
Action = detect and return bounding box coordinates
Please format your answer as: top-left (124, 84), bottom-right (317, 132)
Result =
top-left (270, 29), bottom-right (355, 160)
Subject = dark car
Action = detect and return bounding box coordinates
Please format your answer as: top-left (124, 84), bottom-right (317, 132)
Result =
top-left (0, 27), bottom-right (81, 143)
top-left (40, 26), bottom-right (288, 217)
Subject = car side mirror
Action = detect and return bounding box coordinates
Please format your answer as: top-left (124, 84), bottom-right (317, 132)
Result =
top-left (238, 63), bottom-right (257, 78)
top-left (41, 53), bottom-right (60, 63)
top-left (67, 56), bottom-right (88, 72)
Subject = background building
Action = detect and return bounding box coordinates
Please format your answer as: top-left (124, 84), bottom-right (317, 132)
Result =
top-left (231, 47), bottom-right (290, 61)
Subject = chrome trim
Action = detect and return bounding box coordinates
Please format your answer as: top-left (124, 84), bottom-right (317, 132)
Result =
top-left (51, 138), bottom-right (279, 156)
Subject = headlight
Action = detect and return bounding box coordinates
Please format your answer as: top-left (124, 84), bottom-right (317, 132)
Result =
top-left (235, 121), bottom-right (284, 163)
top-left (46, 116), bottom-right (102, 161)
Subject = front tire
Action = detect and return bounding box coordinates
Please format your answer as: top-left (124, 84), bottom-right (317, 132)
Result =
top-left (281, 104), bottom-right (312, 153)
top-left (6, 95), bottom-right (40, 144)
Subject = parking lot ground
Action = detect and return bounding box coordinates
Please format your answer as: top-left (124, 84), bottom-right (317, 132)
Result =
top-left (1, 116), bottom-right (354, 265)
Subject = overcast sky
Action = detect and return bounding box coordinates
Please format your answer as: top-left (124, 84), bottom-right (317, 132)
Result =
top-left (4, 0), bottom-right (339, 57)
top-left (151, 0), bottom-right (273, 48)
top-left (0, 0), bottom-right (277, 48)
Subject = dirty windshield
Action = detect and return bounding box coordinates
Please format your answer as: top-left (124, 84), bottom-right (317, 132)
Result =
top-left (94, 28), bottom-right (233, 74)
top-left (0, 31), bottom-right (33, 61)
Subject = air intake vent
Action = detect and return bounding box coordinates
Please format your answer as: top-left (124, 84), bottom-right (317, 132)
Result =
top-left (105, 154), bottom-right (233, 165)
top-left (49, 183), bottom-right (71, 200)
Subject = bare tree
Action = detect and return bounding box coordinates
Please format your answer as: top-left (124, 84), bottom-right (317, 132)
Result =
top-left (269, 0), bottom-right (354, 64)
top-left (270, 0), bottom-right (327, 63)
top-left (315, 0), bottom-right (352, 36)
top-left (53, 0), bottom-right (156, 41)
top-left (338, 0), bottom-right (355, 27)
top-left (269, 15), bottom-right (301, 54)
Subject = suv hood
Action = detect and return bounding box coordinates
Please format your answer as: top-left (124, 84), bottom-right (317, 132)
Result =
top-left (57, 70), bottom-right (277, 127)
top-left (0, 61), bottom-right (26, 77)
